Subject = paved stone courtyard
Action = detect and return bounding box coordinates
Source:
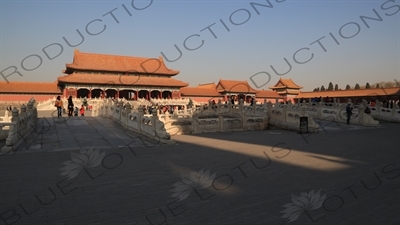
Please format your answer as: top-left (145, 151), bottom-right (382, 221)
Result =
top-left (0, 111), bottom-right (399, 224)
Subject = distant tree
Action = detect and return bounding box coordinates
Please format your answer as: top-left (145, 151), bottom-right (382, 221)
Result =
top-left (370, 81), bottom-right (398, 88)
top-left (345, 85), bottom-right (351, 90)
top-left (328, 82), bottom-right (334, 91)
top-left (385, 81), bottom-right (395, 88)
top-left (334, 84), bottom-right (339, 90)
top-left (365, 82), bottom-right (371, 89)
top-left (313, 88), bottom-right (317, 92)
top-left (321, 85), bottom-right (325, 91)
top-left (354, 83), bottom-right (361, 89)
top-left (315, 87), bottom-right (320, 92)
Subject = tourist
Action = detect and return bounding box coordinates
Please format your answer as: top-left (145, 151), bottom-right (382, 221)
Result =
top-left (346, 104), bottom-right (353, 125)
top-left (80, 105), bottom-right (85, 116)
top-left (250, 97), bottom-right (255, 106)
top-left (74, 107), bottom-right (79, 116)
top-left (162, 105), bottom-right (167, 114)
top-left (67, 96), bottom-right (74, 117)
top-left (364, 106), bottom-right (371, 114)
top-left (55, 96), bottom-right (63, 118)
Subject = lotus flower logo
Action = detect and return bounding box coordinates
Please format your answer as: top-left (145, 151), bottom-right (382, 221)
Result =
top-left (170, 168), bottom-right (216, 201)
top-left (280, 189), bottom-right (326, 223)
top-left (59, 148), bottom-right (106, 180)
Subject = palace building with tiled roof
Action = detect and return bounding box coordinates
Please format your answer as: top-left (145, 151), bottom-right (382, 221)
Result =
top-left (57, 49), bottom-right (188, 100)
top-left (180, 79), bottom-right (283, 103)
top-left (295, 87), bottom-right (400, 103)
top-left (269, 78), bottom-right (303, 102)
top-left (0, 81), bottom-right (62, 101)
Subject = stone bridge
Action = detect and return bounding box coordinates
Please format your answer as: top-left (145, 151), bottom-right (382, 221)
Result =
top-left (2, 97), bottom-right (398, 153)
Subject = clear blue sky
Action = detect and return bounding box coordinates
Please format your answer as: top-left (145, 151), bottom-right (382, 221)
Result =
top-left (1, 0), bottom-right (399, 91)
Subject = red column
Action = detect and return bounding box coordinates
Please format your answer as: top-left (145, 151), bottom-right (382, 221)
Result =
top-left (160, 91), bottom-right (162, 99)
top-left (63, 88), bottom-right (68, 98)
top-left (75, 88), bottom-right (78, 98)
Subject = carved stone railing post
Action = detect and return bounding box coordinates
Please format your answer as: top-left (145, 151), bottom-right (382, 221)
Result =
top-left (219, 114), bottom-right (224, 131)
top-left (239, 99), bottom-right (244, 113)
top-left (375, 100), bottom-right (381, 116)
top-left (391, 103), bottom-right (396, 117)
top-left (164, 111), bottom-right (170, 123)
top-left (138, 106), bottom-right (144, 132)
top-left (117, 100), bottom-right (123, 121)
top-left (1, 107), bottom-right (20, 153)
top-left (125, 102), bottom-right (132, 114)
top-left (11, 107), bottom-right (19, 123)
top-left (282, 105), bottom-right (288, 122)
top-left (266, 102), bottom-right (272, 119)
top-left (20, 104), bottom-right (27, 117)
top-left (27, 101), bottom-right (33, 113)
top-left (217, 99), bottom-right (222, 114)
top-left (300, 105), bottom-right (306, 117)
top-left (152, 109), bottom-right (158, 136)
top-left (20, 104), bottom-right (27, 135)
top-left (287, 101), bottom-right (292, 111)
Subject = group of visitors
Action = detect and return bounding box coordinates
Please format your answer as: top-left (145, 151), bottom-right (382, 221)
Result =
top-left (142, 104), bottom-right (186, 115)
top-left (54, 96), bottom-right (86, 118)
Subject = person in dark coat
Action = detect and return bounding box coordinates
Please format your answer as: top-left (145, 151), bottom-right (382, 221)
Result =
top-left (346, 104), bottom-right (353, 125)
top-left (67, 96), bottom-right (74, 117)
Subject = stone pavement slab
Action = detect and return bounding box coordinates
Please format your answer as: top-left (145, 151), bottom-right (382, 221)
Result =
top-left (0, 115), bottom-right (399, 225)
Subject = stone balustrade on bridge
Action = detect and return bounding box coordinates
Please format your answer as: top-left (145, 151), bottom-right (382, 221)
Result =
top-left (96, 99), bottom-right (171, 142)
top-left (292, 98), bottom-right (400, 125)
top-left (1, 98), bottom-right (38, 153)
